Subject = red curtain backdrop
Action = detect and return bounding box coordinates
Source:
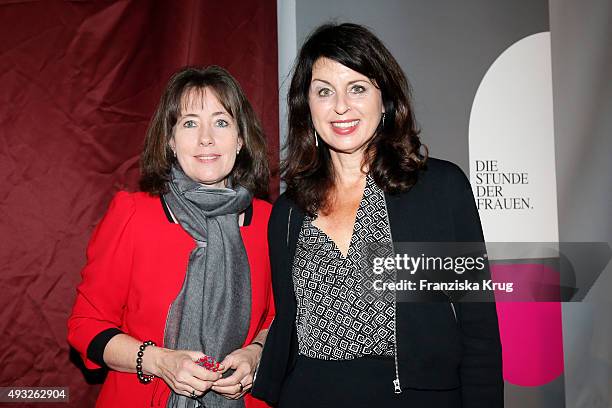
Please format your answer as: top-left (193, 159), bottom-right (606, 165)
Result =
top-left (0, 1), bottom-right (278, 406)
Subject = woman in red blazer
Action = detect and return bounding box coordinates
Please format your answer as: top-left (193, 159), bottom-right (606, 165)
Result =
top-left (68, 66), bottom-right (274, 408)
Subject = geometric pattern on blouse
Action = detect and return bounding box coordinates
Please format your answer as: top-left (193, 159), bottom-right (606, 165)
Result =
top-left (293, 175), bottom-right (396, 360)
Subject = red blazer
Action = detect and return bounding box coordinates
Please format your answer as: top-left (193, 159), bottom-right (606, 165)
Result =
top-left (68, 192), bottom-right (274, 407)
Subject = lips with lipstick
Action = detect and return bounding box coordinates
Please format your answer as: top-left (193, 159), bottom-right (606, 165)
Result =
top-left (331, 119), bottom-right (360, 135)
top-left (194, 153), bottom-right (221, 162)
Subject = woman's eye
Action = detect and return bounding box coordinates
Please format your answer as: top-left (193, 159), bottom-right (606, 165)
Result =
top-left (317, 88), bottom-right (333, 97)
top-left (183, 120), bottom-right (197, 128)
top-left (350, 84), bottom-right (366, 94)
top-left (215, 119), bottom-right (229, 128)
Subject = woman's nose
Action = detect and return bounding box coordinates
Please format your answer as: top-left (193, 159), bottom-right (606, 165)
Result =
top-left (334, 93), bottom-right (350, 115)
top-left (198, 128), bottom-right (214, 146)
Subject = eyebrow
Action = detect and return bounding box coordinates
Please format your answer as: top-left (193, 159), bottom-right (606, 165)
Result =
top-left (310, 78), bottom-right (371, 86)
top-left (179, 111), bottom-right (229, 118)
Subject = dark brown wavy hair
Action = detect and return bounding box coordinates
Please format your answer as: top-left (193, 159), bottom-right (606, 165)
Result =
top-left (283, 23), bottom-right (427, 215)
top-left (139, 66), bottom-right (269, 198)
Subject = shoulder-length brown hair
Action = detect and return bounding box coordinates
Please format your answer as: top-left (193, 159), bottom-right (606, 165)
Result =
top-left (284, 23), bottom-right (427, 215)
top-left (139, 66), bottom-right (269, 198)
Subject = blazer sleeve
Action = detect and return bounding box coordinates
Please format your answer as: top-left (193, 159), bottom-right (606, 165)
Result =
top-left (447, 165), bottom-right (504, 408)
top-left (247, 199), bottom-right (276, 333)
top-left (262, 289), bottom-right (275, 330)
top-left (251, 197), bottom-right (296, 405)
top-left (260, 201), bottom-right (276, 330)
top-left (67, 192), bottom-right (136, 369)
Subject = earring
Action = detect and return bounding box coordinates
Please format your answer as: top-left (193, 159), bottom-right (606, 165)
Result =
top-left (314, 130), bottom-right (319, 147)
top-left (236, 148), bottom-right (240, 155)
top-left (382, 112), bottom-right (386, 127)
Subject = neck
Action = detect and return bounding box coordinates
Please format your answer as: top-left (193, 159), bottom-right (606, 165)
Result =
top-left (329, 149), bottom-right (367, 188)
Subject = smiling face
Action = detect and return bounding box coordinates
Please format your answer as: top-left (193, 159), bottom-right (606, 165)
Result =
top-left (308, 57), bottom-right (384, 156)
top-left (169, 87), bottom-right (242, 188)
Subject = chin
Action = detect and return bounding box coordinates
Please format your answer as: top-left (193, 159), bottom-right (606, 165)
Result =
top-left (326, 139), bottom-right (370, 154)
top-left (191, 173), bottom-right (224, 187)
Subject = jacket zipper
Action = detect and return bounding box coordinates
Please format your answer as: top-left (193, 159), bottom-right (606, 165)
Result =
top-left (380, 197), bottom-right (402, 394)
top-left (449, 301), bottom-right (457, 322)
top-left (440, 288), bottom-right (457, 322)
top-left (286, 207), bottom-right (292, 246)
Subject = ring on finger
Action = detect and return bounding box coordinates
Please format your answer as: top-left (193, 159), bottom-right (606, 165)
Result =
top-left (190, 389), bottom-right (196, 399)
top-left (239, 382), bottom-right (244, 392)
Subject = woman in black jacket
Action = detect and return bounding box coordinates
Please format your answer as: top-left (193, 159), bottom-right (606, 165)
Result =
top-left (252, 23), bottom-right (503, 407)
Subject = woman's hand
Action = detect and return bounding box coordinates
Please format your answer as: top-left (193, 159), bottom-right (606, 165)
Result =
top-left (211, 344), bottom-right (262, 399)
top-left (148, 348), bottom-right (223, 398)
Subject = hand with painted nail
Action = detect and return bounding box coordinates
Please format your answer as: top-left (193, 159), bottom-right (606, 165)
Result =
top-left (152, 348), bottom-right (222, 398)
top-left (211, 344), bottom-right (262, 399)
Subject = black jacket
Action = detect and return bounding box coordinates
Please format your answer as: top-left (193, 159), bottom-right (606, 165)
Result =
top-left (252, 158), bottom-right (503, 407)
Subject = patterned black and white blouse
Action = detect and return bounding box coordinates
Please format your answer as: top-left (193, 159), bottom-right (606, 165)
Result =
top-left (292, 175), bottom-right (396, 360)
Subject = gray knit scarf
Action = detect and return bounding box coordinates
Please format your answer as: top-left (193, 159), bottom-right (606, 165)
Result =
top-left (163, 165), bottom-right (252, 408)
